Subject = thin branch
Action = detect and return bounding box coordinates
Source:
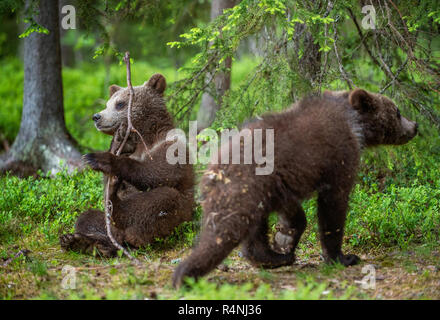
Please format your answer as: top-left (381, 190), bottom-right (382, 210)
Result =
top-left (103, 52), bottom-right (146, 265)
top-left (332, 21), bottom-right (355, 90)
top-left (347, 7), bottom-right (388, 76)
top-left (388, 0), bottom-right (413, 42)
top-left (384, 0), bottom-right (414, 59)
top-left (322, 1), bottom-right (334, 18)
top-left (168, 54), bottom-right (218, 102)
top-left (372, 31), bottom-right (395, 80)
top-left (380, 57), bottom-right (409, 94)
top-left (175, 68), bottom-right (220, 123)
top-left (318, 21), bottom-right (330, 89)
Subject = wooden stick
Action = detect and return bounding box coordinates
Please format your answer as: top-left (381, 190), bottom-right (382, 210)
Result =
top-left (103, 52), bottom-right (141, 264)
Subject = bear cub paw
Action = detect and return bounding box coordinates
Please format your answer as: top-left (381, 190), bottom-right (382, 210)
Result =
top-left (336, 253), bottom-right (361, 267)
top-left (59, 233), bottom-right (86, 252)
top-left (273, 225), bottom-right (295, 253)
top-left (83, 152), bottom-right (115, 174)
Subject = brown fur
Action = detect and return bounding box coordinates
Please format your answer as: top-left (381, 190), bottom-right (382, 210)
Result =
top-left (173, 89), bottom-right (418, 287)
top-left (60, 74), bottom-right (194, 257)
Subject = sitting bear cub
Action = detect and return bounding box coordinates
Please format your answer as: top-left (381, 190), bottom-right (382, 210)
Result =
top-left (60, 74), bottom-right (194, 257)
top-left (173, 89), bottom-right (418, 287)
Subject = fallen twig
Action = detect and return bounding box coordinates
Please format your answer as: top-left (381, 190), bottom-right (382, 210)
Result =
top-left (1, 249), bottom-right (31, 267)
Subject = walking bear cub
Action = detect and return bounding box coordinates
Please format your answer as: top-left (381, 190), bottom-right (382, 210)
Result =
top-left (60, 74), bottom-right (194, 257)
top-left (173, 88), bottom-right (418, 287)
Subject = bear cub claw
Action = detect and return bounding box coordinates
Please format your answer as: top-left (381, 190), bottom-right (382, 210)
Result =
top-left (59, 233), bottom-right (88, 252)
top-left (59, 233), bottom-right (117, 258)
top-left (59, 233), bottom-right (76, 250)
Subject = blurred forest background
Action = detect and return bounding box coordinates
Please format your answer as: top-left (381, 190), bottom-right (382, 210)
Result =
top-left (0, 0), bottom-right (439, 170)
top-left (0, 0), bottom-right (439, 299)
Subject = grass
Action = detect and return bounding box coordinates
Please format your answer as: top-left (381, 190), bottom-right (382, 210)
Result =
top-left (1, 153), bottom-right (439, 299)
top-left (1, 228), bottom-right (439, 299)
top-left (1, 57), bottom-right (440, 300)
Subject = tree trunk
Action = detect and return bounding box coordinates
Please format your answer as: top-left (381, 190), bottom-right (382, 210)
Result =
top-left (196, 0), bottom-right (235, 131)
top-left (0, 0), bottom-right (82, 176)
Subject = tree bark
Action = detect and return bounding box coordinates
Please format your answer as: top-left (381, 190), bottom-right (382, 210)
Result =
top-left (196, 0), bottom-right (235, 131)
top-left (0, 0), bottom-right (82, 176)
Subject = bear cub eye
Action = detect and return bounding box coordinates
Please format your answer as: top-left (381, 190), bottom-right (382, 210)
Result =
top-left (116, 102), bottom-right (126, 110)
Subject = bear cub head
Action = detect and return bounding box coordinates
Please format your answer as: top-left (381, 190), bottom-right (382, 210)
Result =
top-left (92, 73), bottom-right (167, 136)
top-left (325, 89), bottom-right (418, 146)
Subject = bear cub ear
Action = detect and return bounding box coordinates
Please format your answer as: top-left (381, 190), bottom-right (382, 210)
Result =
top-left (109, 84), bottom-right (122, 98)
top-left (349, 89), bottom-right (376, 113)
top-left (145, 73), bottom-right (166, 95)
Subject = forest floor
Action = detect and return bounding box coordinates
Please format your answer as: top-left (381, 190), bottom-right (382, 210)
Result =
top-left (1, 230), bottom-right (439, 300)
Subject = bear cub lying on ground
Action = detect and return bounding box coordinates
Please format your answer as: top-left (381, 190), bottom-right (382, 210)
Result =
top-left (173, 88), bottom-right (418, 287)
top-left (60, 74), bottom-right (194, 257)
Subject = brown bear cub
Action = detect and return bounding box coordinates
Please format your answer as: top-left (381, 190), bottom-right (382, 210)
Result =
top-left (173, 89), bottom-right (418, 287)
top-left (60, 74), bottom-right (194, 257)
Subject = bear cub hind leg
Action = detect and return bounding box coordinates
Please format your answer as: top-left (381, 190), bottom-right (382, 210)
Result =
top-left (273, 201), bottom-right (307, 254)
top-left (241, 218), bottom-right (295, 268)
top-left (59, 209), bottom-right (123, 257)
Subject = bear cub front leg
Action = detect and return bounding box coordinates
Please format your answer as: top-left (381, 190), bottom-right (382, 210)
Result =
top-left (83, 152), bottom-right (115, 175)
